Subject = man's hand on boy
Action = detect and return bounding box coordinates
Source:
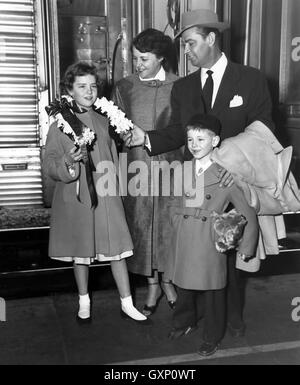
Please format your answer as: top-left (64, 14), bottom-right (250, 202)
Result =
top-left (237, 252), bottom-right (252, 262)
top-left (219, 168), bottom-right (234, 188)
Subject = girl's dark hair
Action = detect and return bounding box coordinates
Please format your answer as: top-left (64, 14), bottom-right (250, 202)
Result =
top-left (132, 28), bottom-right (178, 73)
top-left (60, 61), bottom-right (102, 94)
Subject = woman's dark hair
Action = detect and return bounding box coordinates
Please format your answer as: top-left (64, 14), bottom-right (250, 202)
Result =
top-left (132, 28), bottom-right (178, 73)
top-left (60, 61), bottom-right (102, 94)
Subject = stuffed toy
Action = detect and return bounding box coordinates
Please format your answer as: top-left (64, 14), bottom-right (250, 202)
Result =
top-left (211, 209), bottom-right (247, 253)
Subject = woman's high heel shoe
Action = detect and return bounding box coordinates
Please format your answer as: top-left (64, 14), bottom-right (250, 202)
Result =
top-left (142, 283), bottom-right (163, 316)
top-left (161, 281), bottom-right (177, 310)
top-left (168, 300), bottom-right (176, 310)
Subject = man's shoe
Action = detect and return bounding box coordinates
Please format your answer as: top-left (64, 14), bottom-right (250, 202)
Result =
top-left (197, 341), bottom-right (219, 356)
top-left (168, 325), bottom-right (197, 340)
top-left (227, 323), bottom-right (246, 337)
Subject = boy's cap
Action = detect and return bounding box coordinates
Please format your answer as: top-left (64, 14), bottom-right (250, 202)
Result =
top-left (186, 114), bottom-right (221, 136)
top-left (175, 9), bottom-right (230, 39)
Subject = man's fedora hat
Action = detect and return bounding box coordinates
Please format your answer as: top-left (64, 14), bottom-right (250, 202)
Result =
top-left (175, 9), bottom-right (230, 38)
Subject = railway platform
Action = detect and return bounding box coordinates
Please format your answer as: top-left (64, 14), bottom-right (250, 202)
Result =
top-left (0, 273), bottom-right (299, 366)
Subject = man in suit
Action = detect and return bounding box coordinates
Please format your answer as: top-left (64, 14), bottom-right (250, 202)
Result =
top-left (124, 8), bottom-right (274, 354)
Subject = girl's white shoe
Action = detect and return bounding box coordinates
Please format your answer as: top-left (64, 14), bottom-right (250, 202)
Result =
top-left (120, 295), bottom-right (147, 321)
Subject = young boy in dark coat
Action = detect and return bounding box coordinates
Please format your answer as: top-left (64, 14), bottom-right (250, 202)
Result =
top-left (166, 114), bottom-right (259, 356)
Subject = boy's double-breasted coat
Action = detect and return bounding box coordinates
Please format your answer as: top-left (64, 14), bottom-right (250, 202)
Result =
top-left (165, 162), bottom-right (259, 291)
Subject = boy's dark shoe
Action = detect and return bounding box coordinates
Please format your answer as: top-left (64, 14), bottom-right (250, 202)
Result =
top-left (227, 323), bottom-right (246, 337)
top-left (168, 325), bottom-right (198, 340)
top-left (197, 341), bottom-right (219, 356)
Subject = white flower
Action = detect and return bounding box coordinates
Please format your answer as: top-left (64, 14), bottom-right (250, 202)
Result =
top-left (78, 128), bottom-right (96, 146)
top-left (93, 98), bottom-right (102, 110)
top-left (55, 114), bottom-right (95, 146)
top-left (61, 94), bottom-right (74, 104)
top-left (94, 97), bottom-right (133, 134)
top-left (56, 113), bottom-right (74, 136)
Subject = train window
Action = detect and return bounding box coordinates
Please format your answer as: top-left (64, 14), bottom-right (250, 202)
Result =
top-left (0, 0), bottom-right (44, 207)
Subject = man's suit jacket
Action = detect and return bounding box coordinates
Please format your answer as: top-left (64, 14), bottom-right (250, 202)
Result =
top-left (148, 61), bottom-right (274, 156)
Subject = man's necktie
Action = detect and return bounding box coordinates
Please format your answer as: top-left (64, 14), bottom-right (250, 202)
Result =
top-left (202, 70), bottom-right (214, 113)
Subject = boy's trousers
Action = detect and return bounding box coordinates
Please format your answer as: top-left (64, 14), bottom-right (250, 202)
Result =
top-left (172, 286), bottom-right (226, 343)
top-left (172, 253), bottom-right (244, 343)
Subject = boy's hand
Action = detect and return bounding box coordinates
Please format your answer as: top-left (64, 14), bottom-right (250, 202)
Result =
top-left (219, 168), bottom-right (234, 188)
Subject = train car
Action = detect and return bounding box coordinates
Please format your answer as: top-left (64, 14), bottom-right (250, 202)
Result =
top-left (0, 0), bottom-right (299, 276)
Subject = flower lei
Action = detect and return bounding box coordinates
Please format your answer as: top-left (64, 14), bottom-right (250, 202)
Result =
top-left (93, 97), bottom-right (133, 134)
top-left (47, 95), bottom-right (96, 147)
top-left (45, 95), bottom-right (133, 210)
top-left (47, 95), bottom-right (133, 146)
top-left (56, 113), bottom-right (96, 147)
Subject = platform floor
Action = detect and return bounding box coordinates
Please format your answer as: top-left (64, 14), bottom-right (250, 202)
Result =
top-left (0, 273), bottom-right (300, 365)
